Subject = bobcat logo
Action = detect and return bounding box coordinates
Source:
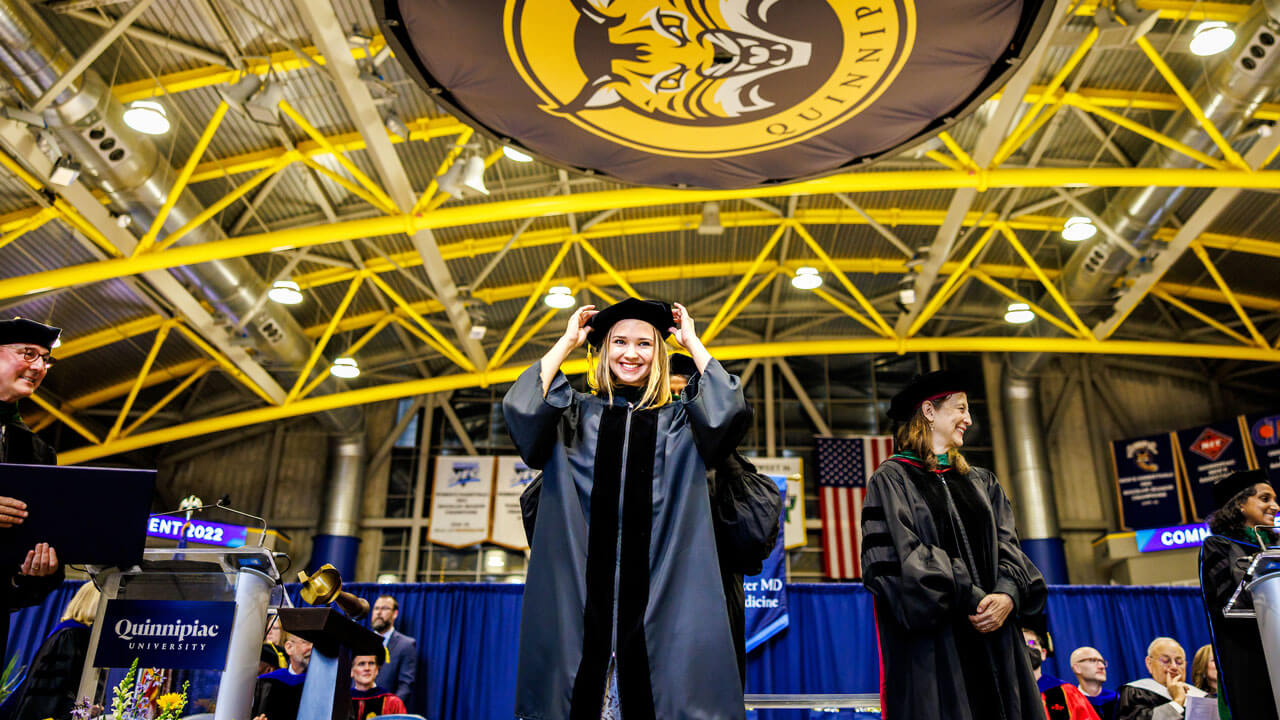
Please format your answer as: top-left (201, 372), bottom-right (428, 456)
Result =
top-left (505, 0), bottom-right (916, 158)
top-left (555, 0), bottom-right (812, 120)
top-left (1126, 440), bottom-right (1160, 473)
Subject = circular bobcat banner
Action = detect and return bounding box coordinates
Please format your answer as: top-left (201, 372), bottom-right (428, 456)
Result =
top-left (504, 0), bottom-right (915, 157)
top-left (378, 0), bottom-right (1050, 188)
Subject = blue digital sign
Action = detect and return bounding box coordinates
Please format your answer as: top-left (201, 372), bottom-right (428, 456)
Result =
top-left (1135, 523), bottom-right (1210, 553)
top-left (147, 516), bottom-right (248, 547)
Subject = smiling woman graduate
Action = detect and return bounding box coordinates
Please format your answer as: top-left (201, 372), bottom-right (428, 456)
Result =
top-left (502, 297), bottom-right (751, 720)
top-left (860, 370), bottom-right (1047, 720)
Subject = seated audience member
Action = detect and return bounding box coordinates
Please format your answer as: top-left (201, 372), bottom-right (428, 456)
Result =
top-left (350, 650), bottom-right (406, 720)
top-left (260, 642), bottom-right (287, 677)
top-left (9, 581), bottom-right (100, 720)
top-left (1071, 646), bottom-right (1120, 720)
top-left (1117, 638), bottom-right (1206, 720)
top-left (252, 631), bottom-right (313, 720)
top-left (1024, 623), bottom-right (1069, 694)
top-left (1190, 645), bottom-right (1217, 697)
top-left (1029, 645), bottom-right (1101, 719)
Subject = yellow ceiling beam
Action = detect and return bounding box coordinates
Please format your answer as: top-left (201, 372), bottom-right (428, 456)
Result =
top-left (56, 334), bottom-right (1280, 465)
top-left (111, 36), bottom-right (390, 103)
top-left (10, 166), bottom-right (1280, 302)
top-left (1072, 1), bottom-right (1249, 22)
top-left (56, 315), bottom-right (169, 359)
top-left (27, 358), bottom-right (214, 431)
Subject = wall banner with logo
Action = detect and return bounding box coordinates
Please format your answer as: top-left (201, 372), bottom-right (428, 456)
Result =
top-left (1244, 412), bottom-right (1280, 477)
top-left (427, 456), bottom-right (495, 548)
top-left (1175, 420), bottom-right (1251, 519)
top-left (1110, 433), bottom-right (1185, 530)
top-left (95, 599), bottom-right (235, 670)
top-left (748, 457), bottom-right (805, 549)
top-left (744, 473), bottom-right (788, 653)
top-left (491, 456), bottom-right (537, 551)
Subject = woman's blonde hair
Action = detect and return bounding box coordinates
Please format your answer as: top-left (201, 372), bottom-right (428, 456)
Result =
top-left (61, 581), bottom-right (101, 625)
top-left (893, 394), bottom-right (971, 474)
top-left (588, 321), bottom-right (671, 409)
top-left (1191, 644), bottom-right (1215, 691)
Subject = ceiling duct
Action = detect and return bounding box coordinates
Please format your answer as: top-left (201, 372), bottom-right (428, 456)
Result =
top-left (1013, 0), bottom-right (1280, 374)
top-left (0, 0), bottom-right (360, 431)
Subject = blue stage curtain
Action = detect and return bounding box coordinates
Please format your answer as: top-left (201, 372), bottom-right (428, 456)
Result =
top-left (5, 580), bottom-right (81, 667)
top-left (9, 582), bottom-right (1214, 720)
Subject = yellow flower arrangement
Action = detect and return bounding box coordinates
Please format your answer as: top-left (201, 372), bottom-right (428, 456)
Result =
top-left (155, 693), bottom-right (184, 713)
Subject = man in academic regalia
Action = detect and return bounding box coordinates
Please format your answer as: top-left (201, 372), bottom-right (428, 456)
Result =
top-left (1070, 647), bottom-right (1119, 720)
top-left (252, 632), bottom-right (313, 720)
top-left (0, 318), bottom-right (66, 666)
top-left (1116, 638), bottom-right (1206, 720)
top-left (349, 651), bottom-right (406, 720)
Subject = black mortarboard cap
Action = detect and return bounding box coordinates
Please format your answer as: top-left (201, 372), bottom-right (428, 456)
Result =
top-left (669, 352), bottom-right (697, 377)
top-left (887, 370), bottom-right (970, 421)
top-left (261, 642), bottom-right (286, 668)
top-left (1212, 469), bottom-right (1270, 511)
top-left (585, 298), bottom-right (673, 349)
top-left (0, 318), bottom-right (60, 349)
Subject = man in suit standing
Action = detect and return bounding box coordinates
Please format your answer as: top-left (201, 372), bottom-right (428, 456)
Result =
top-left (371, 595), bottom-right (417, 712)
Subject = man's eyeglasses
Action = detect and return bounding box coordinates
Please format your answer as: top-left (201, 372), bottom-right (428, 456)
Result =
top-left (1152, 655), bottom-right (1185, 667)
top-left (1077, 657), bottom-right (1107, 666)
top-left (4, 345), bottom-right (56, 368)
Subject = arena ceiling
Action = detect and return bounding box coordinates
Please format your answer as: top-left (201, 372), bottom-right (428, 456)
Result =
top-left (1, 0), bottom-right (1280, 465)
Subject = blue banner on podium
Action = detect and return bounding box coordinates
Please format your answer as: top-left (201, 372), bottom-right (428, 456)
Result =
top-left (744, 474), bottom-right (788, 652)
top-left (95, 599), bottom-right (235, 670)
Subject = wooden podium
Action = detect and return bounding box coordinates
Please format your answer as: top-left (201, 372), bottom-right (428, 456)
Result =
top-left (277, 607), bottom-right (384, 720)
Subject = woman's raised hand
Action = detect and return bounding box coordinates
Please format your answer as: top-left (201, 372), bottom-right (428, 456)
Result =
top-left (561, 305), bottom-right (596, 350)
top-left (670, 302), bottom-right (697, 349)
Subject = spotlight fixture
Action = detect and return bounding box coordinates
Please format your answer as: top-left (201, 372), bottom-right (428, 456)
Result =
top-left (48, 155), bottom-right (81, 186)
top-left (544, 285), bottom-right (576, 308)
top-left (503, 146), bottom-right (533, 162)
top-left (791, 266), bottom-right (823, 290)
top-left (267, 280), bottom-right (303, 305)
top-left (462, 155), bottom-right (489, 195)
top-left (897, 276), bottom-right (917, 306)
top-left (1190, 21), bottom-right (1235, 56)
top-left (697, 202), bottom-right (724, 235)
top-left (245, 81), bottom-right (284, 125)
top-left (218, 75), bottom-right (263, 109)
top-left (437, 160), bottom-right (466, 196)
top-left (123, 100), bottom-right (170, 135)
top-left (330, 357), bottom-right (360, 379)
top-left (1061, 216), bottom-right (1098, 242)
top-left (469, 325), bottom-right (487, 340)
top-left (384, 109), bottom-right (409, 141)
top-left (114, 213), bottom-right (133, 228)
top-left (1004, 302), bottom-right (1035, 324)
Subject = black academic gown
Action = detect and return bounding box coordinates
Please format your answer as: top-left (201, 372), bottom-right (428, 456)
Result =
top-left (8, 619), bottom-right (89, 720)
top-left (503, 358), bottom-right (751, 720)
top-left (252, 668), bottom-right (306, 720)
top-left (0, 405), bottom-right (64, 669)
top-left (860, 457), bottom-right (1047, 720)
top-left (1199, 532), bottom-right (1280, 720)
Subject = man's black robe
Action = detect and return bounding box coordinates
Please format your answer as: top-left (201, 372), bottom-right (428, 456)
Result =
top-left (503, 358), bottom-right (751, 720)
top-left (1199, 532), bottom-right (1279, 720)
top-left (1116, 678), bottom-right (1206, 720)
top-left (860, 457), bottom-right (1047, 720)
top-left (0, 405), bottom-right (64, 667)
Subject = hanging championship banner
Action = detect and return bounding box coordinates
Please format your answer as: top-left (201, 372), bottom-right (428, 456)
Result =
top-left (748, 457), bottom-right (805, 549)
top-left (427, 456), bottom-right (496, 548)
top-left (491, 456), bottom-right (538, 550)
top-left (376, 0), bottom-right (1051, 189)
top-left (744, 473), bottom-right (787, 652)
top-left (1111, 433), bottom-right (1185, 530)
top-left (1244, 412), bottom-right (1280, 476)
top-left (1175, 420), bottom-right (1250, 520)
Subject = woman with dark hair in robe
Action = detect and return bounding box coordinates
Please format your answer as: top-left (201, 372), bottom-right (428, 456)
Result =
top-left (860, 370), bottom-right (1047, 720)
top-left (503, 298), bottom-right (751, 720)
top-left (1198, 468), bottom-right (1279, 720)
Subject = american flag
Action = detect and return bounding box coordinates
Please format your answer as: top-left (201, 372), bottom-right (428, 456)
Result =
top-left (815, 435), bottom-right (894, 580)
